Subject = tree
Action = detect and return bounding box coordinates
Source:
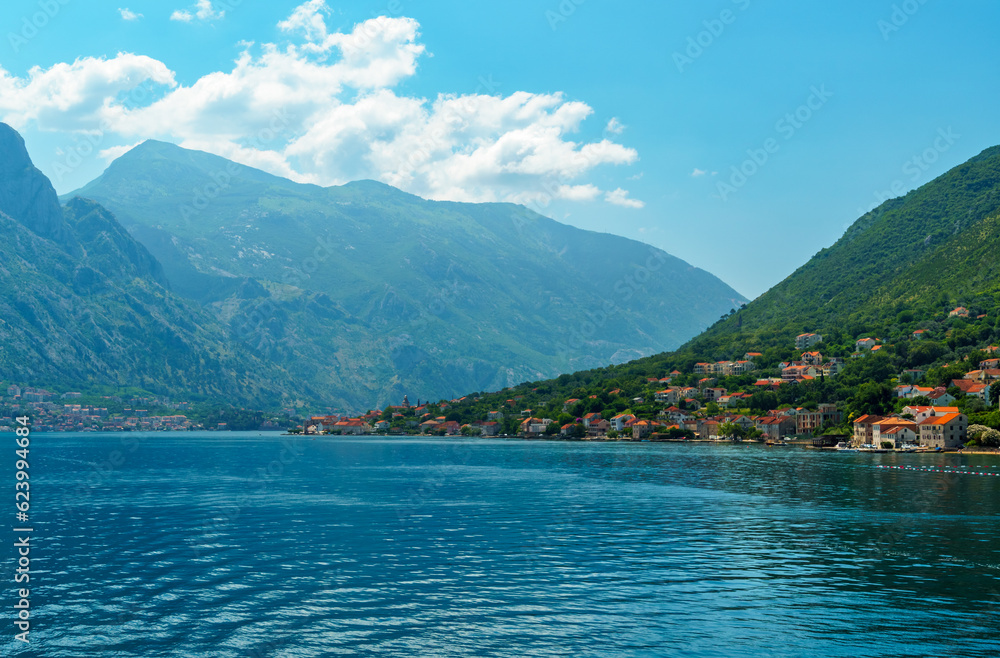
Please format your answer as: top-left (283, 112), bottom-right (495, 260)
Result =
top-left (749, 390), bottom-right (778, 412)
top-left (968, 424), bottom-right (1000, 447)
top-left (850, 381), bottom-right (893, 417)
top-left (719, 421), bottom-right (745, 439)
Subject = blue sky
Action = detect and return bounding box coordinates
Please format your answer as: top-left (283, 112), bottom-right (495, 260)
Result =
top-left (1, 0), bottom-right (998, 298)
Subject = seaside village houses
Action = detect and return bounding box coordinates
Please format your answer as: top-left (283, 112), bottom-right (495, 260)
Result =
top-left (285, 330), bottom-right (996, 447)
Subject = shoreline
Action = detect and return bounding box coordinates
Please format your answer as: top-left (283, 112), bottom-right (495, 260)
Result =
top-left (293, 432), bottom-right (1000, 454)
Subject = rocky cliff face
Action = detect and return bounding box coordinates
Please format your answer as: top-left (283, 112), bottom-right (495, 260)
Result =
top-left (0, 123), bottom-right (78, 254)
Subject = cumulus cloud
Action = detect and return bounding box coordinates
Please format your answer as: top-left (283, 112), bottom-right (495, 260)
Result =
top-left (605, 117), bottom-right (624, 135)
top-left (119, 8), bottom-right (142, 21)
top-left (278, 0), bottom-right (328, 42)
top-left (0, 54), bottom-right (177, 131)
top-left (605, 188), bottom-right (645, 209)
top-left (172, 0), bottom-right (224, 22)
top-left (691, 167), bottom-right (707, 177)
top-left (2, 0), bottom-right (641, 208)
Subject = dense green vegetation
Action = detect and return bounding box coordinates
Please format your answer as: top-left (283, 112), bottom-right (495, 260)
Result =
top-left (432, 145), bottom-right (1000, 434)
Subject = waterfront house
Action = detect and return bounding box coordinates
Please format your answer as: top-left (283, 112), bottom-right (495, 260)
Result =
top-left (901, 406), bottom-right (960, 423)
top-left (872, 418), bottom-right (918, 447)
top-left (852, 415), bottom-right (885, 447)
top-left (481, 421), bottom-right (500, 436)
top-left (587, 419), bottom-right (611, 436)
top-left (917, 413), bottom-right (967, 448)
top-left (519, 417), bottom-right (554, 438)
top-left (336, 419), bottom-right (370, 435)
top-left (756, 416), bottom-right (796, 440)
top-left (610, 414), bottom-right (636, 431)
top-left (794, 404), bottom-right (841, 437)
top-left (632, 420), bottom-right (654, 440)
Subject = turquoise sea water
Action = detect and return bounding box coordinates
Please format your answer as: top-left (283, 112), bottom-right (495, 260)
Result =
top-left (3, 432), bottom-right (1000, 657)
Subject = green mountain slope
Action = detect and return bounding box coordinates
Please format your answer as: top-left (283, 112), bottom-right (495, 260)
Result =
top-left (449, 144), bottom-right (1000, 420)
top-left (68, 140), bottom-right (746, 408)
top-left (680, 144), bottom-right (1000, 362)
top-left (0, 124), bottom-right (304, 404)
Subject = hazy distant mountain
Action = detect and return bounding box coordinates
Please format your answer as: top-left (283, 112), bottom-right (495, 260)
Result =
top-left (67, 140), bottom-right (745, 408)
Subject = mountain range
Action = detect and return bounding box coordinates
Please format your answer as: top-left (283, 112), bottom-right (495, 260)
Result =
top-left (0, 123), bottom-right (745, 409)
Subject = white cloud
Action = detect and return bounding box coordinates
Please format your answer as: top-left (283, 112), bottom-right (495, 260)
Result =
top-left (195, 0), bottom-right (225, 21)
top-left (119, 8), bottom-right (142, 21)
top-left (605, 117), bottom-right (625, 135)
top-left (278, 0), bottom-right (328, 42)
top-left (605, 188), bottom-right (645, 209)
top-left (691, 167), bottom-right (707, 177)
top-left (0, 54), bottom-right (177, 131)
top-left (99, 141), bottom-right (143, 161)
top-left (555, 184), bottom-right (601, 201)
top-left (2, 1), bottom-right (642, 208)
top-left (171, 0), bottom-right (224, 23)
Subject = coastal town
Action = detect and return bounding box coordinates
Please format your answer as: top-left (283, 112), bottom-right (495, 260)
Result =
top-left (5, 315), bottom-right (999, 451)
top-left (0, 386), bottom-right (290, 433)
top-left (301, 327), bottom-right (1000, 451)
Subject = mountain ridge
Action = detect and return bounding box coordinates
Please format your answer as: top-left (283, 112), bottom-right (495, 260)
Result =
top-left (66, 137), bottom-right (746, 408)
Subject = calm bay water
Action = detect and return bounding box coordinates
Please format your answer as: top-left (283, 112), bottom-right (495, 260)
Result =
top-left (3, 432), bottom-right (1000, 657)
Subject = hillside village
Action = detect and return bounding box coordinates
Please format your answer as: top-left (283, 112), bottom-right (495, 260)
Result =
top-left (300, 315), bottom-right (1000, 450)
